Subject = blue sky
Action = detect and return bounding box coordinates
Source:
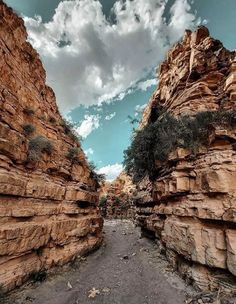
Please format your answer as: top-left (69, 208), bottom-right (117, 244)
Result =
top-left (5, 0), bottom-right (236, 180)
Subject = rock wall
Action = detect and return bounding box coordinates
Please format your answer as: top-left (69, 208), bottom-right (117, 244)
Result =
top-left (135, 27), bottom-right (236, 292)
top-left (0, 2), bottom-right (103, 292)
top-left (100, 172), bottom-right (136, 219)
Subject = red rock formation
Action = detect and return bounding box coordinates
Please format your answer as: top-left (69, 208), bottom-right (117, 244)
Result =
top-left (99, 172), bottom-right (136, 219)
top-left (0, 2), bottom-right (103, 292)
top-left (135, 27), bottom-right (236, 292)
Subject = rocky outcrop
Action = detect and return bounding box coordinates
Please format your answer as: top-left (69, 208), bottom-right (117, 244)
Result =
top-left (99, 172), bottom-right (136, 219)
top-left (0, 2), bottom-right (103, 292)
top-left (135, 27), bottom-right (236, 292)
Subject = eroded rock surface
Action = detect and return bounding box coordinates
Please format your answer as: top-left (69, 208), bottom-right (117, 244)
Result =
top-left (136, 27), bottom-right (236, 292)
top-left (0, 1), bottom-right (103, 292)
top-left (99, 172), bottom-right (136, 219)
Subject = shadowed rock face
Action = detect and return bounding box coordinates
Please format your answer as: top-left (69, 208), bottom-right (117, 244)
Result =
top-left (0, 1), bottom-right (103, 292)
top-left (136, 26), bottom-right (236, 292)
top-left (100, 172), bottom-right (136, 219)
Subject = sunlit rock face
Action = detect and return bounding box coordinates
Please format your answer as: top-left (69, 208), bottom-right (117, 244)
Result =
top-left (136, 26), bottom-right (236, 292)
top-left (0, 1), bottom-right (103, 292)
top-left (100, 172), bottom-right (136, 219)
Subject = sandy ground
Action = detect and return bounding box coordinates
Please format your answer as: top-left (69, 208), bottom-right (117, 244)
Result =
top-left (4, 220), bottom-right (200, 304)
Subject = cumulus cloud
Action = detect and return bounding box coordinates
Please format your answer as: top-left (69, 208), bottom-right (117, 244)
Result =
top-left (134, 103), bottom-right (147, 116)
top-left (85, 148), bottom-right (94, 155)
top-left (24, 0), bottom-right (199, 112)
top-left (75, 114), bottom-right (100, 138)
top-left (137, 79), bottom-right (157, 91)
top-left (105, 112), bottom-right (116, 121)
top-left (97, 163), bottom-right (123, 181)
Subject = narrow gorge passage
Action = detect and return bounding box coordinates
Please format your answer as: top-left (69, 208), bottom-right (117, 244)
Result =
top-left (8, 221), bottom-right (189, 304)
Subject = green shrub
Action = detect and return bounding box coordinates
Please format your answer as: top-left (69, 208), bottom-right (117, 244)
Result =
top-left (88, 161), bottom-right (97, 172)
top-left (0, 284), bottom-right (5, 300)
top-left (30, 270), bottom-right (47, 282)
top-left (69, 131), bottom-right (82, 142)
top-left (120, 202), bottom-right (129, 210)
top-left (61, 119), bottom-right (82, 142)
top-left (114, 197), bottom-right (120, 205)
top-left (232, 142), bottom-right (236, 150)
top-left (49, 116), bottom-right (57, 124)
top-left (23, 107), bottom-right (35, 116)
top-left (99, 196), bottom-right (107, 208)
top-left (124, 110), bottom-right (236, 183)
top-left (66, 147), bottom-right (81, 164)
top-left (22, 123), bottom-right (35, 135)
top-left (27, 136), bottom-right (54, 162)
top-left (61, 119), bottom-right (72, 134)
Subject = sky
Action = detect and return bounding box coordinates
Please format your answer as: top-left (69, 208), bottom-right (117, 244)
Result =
top-left (5, 0), bottom-right (236, 180)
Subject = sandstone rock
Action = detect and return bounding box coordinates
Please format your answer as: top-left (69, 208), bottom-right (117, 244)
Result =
top-left (226, 230), bottom-right (236, 276)
top-left (0, 2), bottom-right (103, 292)
top-left (135, 26), bottom-right (236, 292)
top-left (99, 171), bottom-right (136, 219)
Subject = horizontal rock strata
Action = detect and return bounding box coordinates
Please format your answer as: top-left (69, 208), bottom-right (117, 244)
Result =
top-left (100, 172), bottom-right (136, 219)
top-left (0, 1), bottom-right (103, 292)
top-left (136, 27), bottom-right (236, 292)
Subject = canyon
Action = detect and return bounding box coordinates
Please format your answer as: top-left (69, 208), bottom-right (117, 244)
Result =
top-left (134, 26), bottom-right (236, 293)
top-left (0, 1), bottom-right (103, 293)
top-left (1, 0), bottom-right (236, 301)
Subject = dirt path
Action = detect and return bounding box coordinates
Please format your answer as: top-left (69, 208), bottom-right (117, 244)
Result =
top-left (8, 220), bottom-right (192, 304)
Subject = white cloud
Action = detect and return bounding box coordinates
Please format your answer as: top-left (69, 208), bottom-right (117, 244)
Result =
top-left (135, 104), bottom-right (147, 112)
top-left (24, 0), bottom-right (199, 112)
top-left (75, 114), bottom-right (100, 138)
top-left (97, 163), bottom-right (123, 181)
top-left (105, 112), bottom-right (116, 121)
top-left (85, 148), bottom-right (94, 155)
top-left (137, 79), bottom-right (157, 91)
top-left (134, 103), bottom-right (147, 116)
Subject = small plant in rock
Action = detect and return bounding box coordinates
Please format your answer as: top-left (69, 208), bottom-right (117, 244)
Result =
top-left (66, 147), bottom-right (81, 164)
top-left (69, 131), bottom-right (82, 142)
top-left (23, 107), bottom-right (35, 116)
top-left (49, 116), bottom-right (57, 124)
top-left (99, 196), bottom-right (107, 217)
top-left (128, 115), bottom-right (140, 125)
top-left (89, 162), bottom-right (106, 187)
top-left (60, 119), bottom-right (82, 142)
top-left (120, 201), bottom-right (128, 210)
top-left (27, 135), bottom-right (54, 162)
top-left (232, 142), bottom-right (236, 150)
top-left (30, 270), bottom-right (47, 283)
top-left (0, 284), bottom-right (6, 302)
top-left (99, 196), bottom-right (107, 208)
top-left (60, 119), bottom-right (72, 134)
top-left (114, 197), bottom-right (120, 205)
top-left (22, 123), bottom-right (35, 135)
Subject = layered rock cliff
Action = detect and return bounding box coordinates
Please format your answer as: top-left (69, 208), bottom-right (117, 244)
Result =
top-left (134, 27), bottom-right (236, 292)
top-left (0, 2), bottom-right (103, 292)
top-left (99, 172), bottom-right (136, 219)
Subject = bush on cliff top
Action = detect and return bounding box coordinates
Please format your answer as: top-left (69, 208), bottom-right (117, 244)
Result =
top-left (60, 119), bottom-right (82, 143)
top-left (123, 110), bottom-right (236, 183)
